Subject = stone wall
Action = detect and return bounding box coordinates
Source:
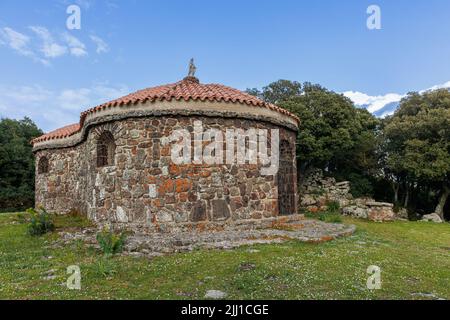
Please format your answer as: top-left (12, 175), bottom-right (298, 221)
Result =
top-left (342, 200), bottom-right (395, 222)
top-left (299, 169), bottom-right (352, 211)
top-left (35, 145), bottom-right (88, 215)
top-left (299, 169), bottom-right (397, 222)
top-left (35, 115), bottom-right (297, 232)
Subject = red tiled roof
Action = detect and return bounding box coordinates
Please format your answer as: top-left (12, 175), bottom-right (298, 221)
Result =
top-left (33, 77), bottom-right (299, 144)
top-left (33, 123), bottom-right (80, 143)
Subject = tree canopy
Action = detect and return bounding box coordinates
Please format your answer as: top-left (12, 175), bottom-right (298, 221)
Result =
top-left (0, 117), bottom-right (42, 211)
top-left (246, 79), bottom-right (302, 104)
top-left (248, 81), bottom-right (380, 197)
top-left (383, 89), bottom-right (450, 218)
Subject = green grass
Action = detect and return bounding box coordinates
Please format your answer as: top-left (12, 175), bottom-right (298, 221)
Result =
top-left (0, 212), bottom-right (449, 300)
top-left (304, 210), bottom-right (343, 223)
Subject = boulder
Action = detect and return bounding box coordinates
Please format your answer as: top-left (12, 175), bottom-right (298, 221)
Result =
top-left (342, 200), bottom-right (395, 222)
top-left (366, 202), bottom-right (395, 222)
top-left (300, 195), bottom-right (317, 207)
top-left (354, 197), bottom-right (375, 206)
top-left (396, 208), bottom-right (409, 220)
top-left (204, 290), bottom-right (227, 300)
top-left (421, 213), bottom-right (443, 223)
top-left (342, 205), bottom-right (368, 219)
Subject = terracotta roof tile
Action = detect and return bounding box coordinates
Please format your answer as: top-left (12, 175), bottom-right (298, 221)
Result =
top-left (33, 77), bottom-right (299, 144)
top-left (32, 123), bottom-right (80, 143)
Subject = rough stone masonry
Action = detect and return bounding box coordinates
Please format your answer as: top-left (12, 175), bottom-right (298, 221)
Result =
top-left (32, 76), bottom-right (300, 234)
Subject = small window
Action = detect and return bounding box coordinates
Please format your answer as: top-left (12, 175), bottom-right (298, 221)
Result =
top-left (97, 131), bottom-right (116, 168)
top-left (38, 157), bottom-right (49, 174)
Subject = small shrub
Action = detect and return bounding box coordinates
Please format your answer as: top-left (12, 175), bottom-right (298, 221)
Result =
top-left (15, 213), bottom-right (28, 224)
top-left (348, 173), bottom-right (374, 198)
top-left (318, 213), bottom-right (343, 223)
top-left (94, 256), bottom-right (118, 277)
top-left (326, 201), bottom-right (340, 213)
top-left (26, 207), bottom-right (55, 236)
top-left (56, 208), bottom-right (92, 229)
top-left (96, 228), bottom-right (127, 256)
top-left (305, 209), bottom-right (343, 223)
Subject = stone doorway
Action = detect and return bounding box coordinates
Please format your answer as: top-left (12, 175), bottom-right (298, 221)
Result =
top-left (278, 140), bottom-right (295, 215)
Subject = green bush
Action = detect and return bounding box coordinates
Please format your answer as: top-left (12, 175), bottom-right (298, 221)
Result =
top-left (55, 208), bottom-right (92, 229)
top-left (96, 229), bottom-right (127, 256)
top-left (318, 213), bottom-right (343, 223)
top-left (304, 209), bottom-right (343, 223)
top-left (15, 213), bottom-right (28, 224)
top-left (26, 207), bottom-right (55, 236)
top-left (0, 118), bottom-right (43, 212)
top-left (348, 173), bottom-right (374, 198)
top-left (326, 201), bottom-right (340, 213)
top-left (94, 256), bottom-right (118, 277)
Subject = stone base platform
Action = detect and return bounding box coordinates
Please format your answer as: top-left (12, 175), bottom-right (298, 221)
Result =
top-left (58, 215), bottom-right (356, 258)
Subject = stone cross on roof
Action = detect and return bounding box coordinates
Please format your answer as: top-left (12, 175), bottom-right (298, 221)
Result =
top-left (188, 58), bottom-right (197, 77)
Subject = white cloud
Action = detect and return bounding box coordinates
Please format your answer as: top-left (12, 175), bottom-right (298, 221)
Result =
top-left (344, 80), bottom-right (450, 117)
top-left (62, 33), bottom-right (87, 57)
top-left (0, 27), bottom-right (50, 65)
top-left (0, 83), bottom-right (128, 132)
top-left (90, 35), bottom-right (109, 54)
top-left (421, 80), bottom-right (450, 93)
top-left (343, 91), bottom-right (404, 114)
top-left (0, 27), bottom-right (33, 57)
top-left (1, 25), bottom-right (112, 64)
top-left (43, 42), bottom-right (67, 58)
top-left (58, 88), bottom-right (92, 110)
top-left (29, 26), bottom-right (68, 58)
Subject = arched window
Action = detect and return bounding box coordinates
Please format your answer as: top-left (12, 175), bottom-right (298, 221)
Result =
top-left (38, 156), bottom-right (49, 174)
top-left (97, 131), bottom-right (116, 168)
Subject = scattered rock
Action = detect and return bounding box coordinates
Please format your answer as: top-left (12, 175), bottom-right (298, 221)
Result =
top-left (42, 269), bottom-right (57, 281)
top-left (396, 208), bottom-right (409, 220)
top-left (342, 206), bottom-right (368, 219)
top-left (176, 291), bottom-right (193, 297)
top-left (205, 290), bottom-right (227, 300)
top-left (421, 213), bottom-right (443, 223)
top-left (300, 195), bottom-right (317, 207)
top-left (366, 202), bottom-right (395, 222)
top-left (238, 263), bottom-right (256, 271)
top-left (342, 200), bottom-right (395, 222)
top-left (411, 292), bottom-right (445, 300)
top-left (44, 269), bottom-right (57, 275)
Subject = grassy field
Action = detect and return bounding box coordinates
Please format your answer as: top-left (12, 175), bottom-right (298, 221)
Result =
top-left (0, 212), bottom-right (449, 300)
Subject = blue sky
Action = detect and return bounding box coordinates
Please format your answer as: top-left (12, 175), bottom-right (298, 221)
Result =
top-left (1, 0), bottom-right (450, 131)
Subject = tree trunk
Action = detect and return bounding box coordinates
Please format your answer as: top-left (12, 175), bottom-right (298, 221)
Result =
top-left (434, 186), bottom-right (450, 220)
top-left (404, 187), bottom-right (410, 208)
top-left (392, 183), bottom-right (400, 204)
